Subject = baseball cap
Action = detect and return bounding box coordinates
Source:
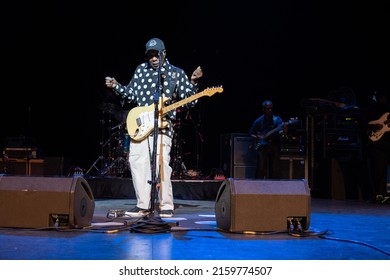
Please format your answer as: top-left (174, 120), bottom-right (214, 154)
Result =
top-left (145, 38), bottom-right (165, 53)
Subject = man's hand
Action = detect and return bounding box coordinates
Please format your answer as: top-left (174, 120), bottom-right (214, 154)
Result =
top-left (191, 66), bottom-right (203, 84)
top-left (105, 76), bottom-right (117, 88)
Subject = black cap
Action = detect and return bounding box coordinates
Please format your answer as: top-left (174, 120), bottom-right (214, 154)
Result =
top-left (145, 38), bottom-right (165, 53)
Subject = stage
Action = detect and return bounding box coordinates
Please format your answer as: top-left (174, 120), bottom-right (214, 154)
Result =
top-left (85, 176), bottom-right (223, 201)
top-left (0, 174), bottom-right (389, 262)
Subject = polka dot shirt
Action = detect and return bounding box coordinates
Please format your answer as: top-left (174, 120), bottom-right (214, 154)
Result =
top-left (114, 59), bottom-right (198, 139)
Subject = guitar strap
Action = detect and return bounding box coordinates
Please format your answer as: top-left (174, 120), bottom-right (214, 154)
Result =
top-left (262, 116), bottom-right (277, 132)
top-left (272, 116), bottom-right (277, 128)
top-left (159, 65), bottom-right (179, 133)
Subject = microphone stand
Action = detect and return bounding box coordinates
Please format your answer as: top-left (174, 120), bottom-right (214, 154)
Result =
top-left (130, 51), bottom-right (172, 233)
top-left (148, 54), bottom-right (163, 218)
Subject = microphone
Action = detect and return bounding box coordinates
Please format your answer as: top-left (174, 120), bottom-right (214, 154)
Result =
top-left (158, 50), bottom-right (164, 61)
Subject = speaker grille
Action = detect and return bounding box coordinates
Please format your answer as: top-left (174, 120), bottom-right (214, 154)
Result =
top-left (220, 133), bottom-right (257, 179)
top-left (0, 176), bottom-right (95, 228)
top-left (215, 178), bottom-right (311, 232)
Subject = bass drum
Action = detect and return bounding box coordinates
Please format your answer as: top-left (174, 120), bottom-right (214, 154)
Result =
top-left (122, 133), bottom-right (131, 155)
top-left (112, 132), bottom-right (131, 177)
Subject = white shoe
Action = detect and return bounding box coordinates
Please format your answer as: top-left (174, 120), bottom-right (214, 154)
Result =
top-left (125, 206), bottom-right (149, 217)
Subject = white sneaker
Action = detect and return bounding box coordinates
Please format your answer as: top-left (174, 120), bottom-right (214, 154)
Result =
top-left (159, 210), bottom-right (174, 218)
top-left (125, 206), bottom-right (149, 218)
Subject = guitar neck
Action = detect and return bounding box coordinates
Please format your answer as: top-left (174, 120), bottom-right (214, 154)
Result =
top-left (264, 127), bottom-right (281, 138)
top-left (162, 91), bottom-right (206, 114)
top-left (261, 120), bottom-right (298, 139)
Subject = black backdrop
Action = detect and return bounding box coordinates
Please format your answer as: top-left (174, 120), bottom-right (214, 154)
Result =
top-left (1, 1), bottom-right (388, 176)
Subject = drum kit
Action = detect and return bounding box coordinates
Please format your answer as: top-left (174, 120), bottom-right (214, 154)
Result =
top-left (86, 102), bottom-right (201, 178)
top-left (86, 102), bottom-right (131, 177)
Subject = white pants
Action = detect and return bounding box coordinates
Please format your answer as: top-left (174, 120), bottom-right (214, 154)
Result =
top-left (128, 134), bottom-right (173, 211)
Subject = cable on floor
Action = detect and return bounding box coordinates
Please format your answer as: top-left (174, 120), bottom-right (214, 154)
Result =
top-left (317, 231), bottom-right (390, 256)
top-left (129, 215), bottom-right (172, 233)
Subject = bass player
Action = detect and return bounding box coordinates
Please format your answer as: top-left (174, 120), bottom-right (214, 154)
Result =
top-left (249, 100), bottom-right (288, 179)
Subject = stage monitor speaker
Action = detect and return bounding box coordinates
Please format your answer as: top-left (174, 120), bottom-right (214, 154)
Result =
top-left (215, 178), bottom-right (310, 232)
top-left (0, 176), bottom-right (95, 229)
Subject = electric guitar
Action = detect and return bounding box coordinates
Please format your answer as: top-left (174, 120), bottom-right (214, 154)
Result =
top-left (126, 86), bottom-right (223, 141)
top-left (255, 118), bottom-right (299, 150)
top-left (367, 112), bottom-right (390, 142)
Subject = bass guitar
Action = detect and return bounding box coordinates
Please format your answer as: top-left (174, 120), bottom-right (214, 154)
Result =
top-left (367, 112), bottom-right (390, 142)
top-left (127, 86), bottom-right (223, 141)
top-left (255, 118), bottom-right (299, 150)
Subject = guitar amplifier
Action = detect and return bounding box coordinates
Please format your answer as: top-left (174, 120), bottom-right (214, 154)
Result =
top-left (3, 147), bottom-right (38, 159)
top-left (0, 158), bottom-right (64, 176)
top-left (324, 131), bottom-right (361, 149)
top-left (280, 156), bottom-right (307, 179)
top-left (280, 144), bottom-right (305, 156)
top-left (220, 133), bottom-right (257, 179)
top-left (0, 158), bottom-right (29, 175)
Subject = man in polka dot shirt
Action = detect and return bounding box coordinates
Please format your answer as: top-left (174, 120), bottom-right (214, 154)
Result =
top-left (105, 38), bottom-right (203, 218)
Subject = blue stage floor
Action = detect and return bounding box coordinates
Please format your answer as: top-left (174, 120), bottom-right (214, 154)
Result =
top-left (1, 196), bottom-right (390, 260)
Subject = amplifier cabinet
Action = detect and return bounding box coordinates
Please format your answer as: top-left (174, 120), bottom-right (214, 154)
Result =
top-left (3, 147), bottom-right (38, 159)
top-left (233, 166), bottom-right (256, 179)
top-left (29, 159), bottom-right (45, 176)
top-left (0, 158), bottom-right (28, 175)
top-left (0, 158), bottom-right (63, 176)
top-left (220, 133), bottom-right (257, 179)
top-left (280, 156), bottom-right (307, 179)
top-left (324, 130), bottom-right (361, 150)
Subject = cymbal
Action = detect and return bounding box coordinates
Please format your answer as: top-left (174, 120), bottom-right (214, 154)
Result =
top-left (99, 103), bottom-right (121, 114)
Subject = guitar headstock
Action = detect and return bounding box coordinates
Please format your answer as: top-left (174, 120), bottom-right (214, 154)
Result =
top-left (203, 86), bottom-right (224, 96)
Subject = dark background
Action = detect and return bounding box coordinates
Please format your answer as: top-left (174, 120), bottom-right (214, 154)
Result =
top-left (1, 1), bottom-right (388, 176)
